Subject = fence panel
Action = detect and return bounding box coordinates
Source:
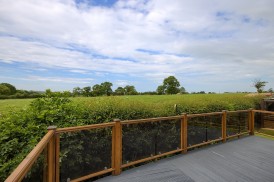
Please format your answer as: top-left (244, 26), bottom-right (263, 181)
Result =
top-left (122, 118), bottom-right (181, 165)
top-left (226, 111), bottom-right (249, 137)
top-left (58, 127), bottom-right (112, 182)
top-left (21, 148), bottom-right (48, 182)
top-left (187, 114), bottom-right (222, 147)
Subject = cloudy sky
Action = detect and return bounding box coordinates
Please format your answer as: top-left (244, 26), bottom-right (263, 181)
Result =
top-left (0, 0), bottom-right (273, 93)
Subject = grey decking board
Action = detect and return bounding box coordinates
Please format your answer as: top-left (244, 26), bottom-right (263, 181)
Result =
top-left (96, 136), bottom-right (274, 182)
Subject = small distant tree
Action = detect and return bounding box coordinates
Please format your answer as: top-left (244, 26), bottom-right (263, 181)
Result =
top-left (157, 85), bottom-right (165, 95)
top-left (73, 87), bottom-right (82, 96)
top-left (101, 82), bottom-right (113, 96)
top-left (179, 86), bottom-right (186, 94)
top-left (253, 79), bottom-right (268, 93)
top-left (114, 87), bottom-right (125, 95)
top-left (124, 85), bottom-right (138, 95)
top-left (92, 84), bottom-right (103, 96)
top-left (82, 86), bottom-right (92, 97)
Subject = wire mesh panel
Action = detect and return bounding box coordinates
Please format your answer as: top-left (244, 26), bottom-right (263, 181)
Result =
top-left (188, 114), bottom-right (222, 146)
top-left (122, 119), bottom-right (180, 164)
top-left (22, 148), bottom-right (47, 182)
top-left (226, 112), bottom-right (249, 136)
top-left (206, 115), bottom-right (222, 141)
top-left (59, 128), bottom-right (112, 182)
top-left (155, 119), bottom-right (181, 155)
top-left (255, 112), bottom-right (274, 129)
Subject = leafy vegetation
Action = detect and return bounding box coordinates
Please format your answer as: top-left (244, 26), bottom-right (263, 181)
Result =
top-left (0, 93), bottom-right (264, 181)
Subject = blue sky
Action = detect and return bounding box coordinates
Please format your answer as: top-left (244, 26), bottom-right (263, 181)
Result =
top-left (0, 0), bottom-right (274, 92)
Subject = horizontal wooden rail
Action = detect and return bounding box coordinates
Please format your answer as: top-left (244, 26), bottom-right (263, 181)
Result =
top-left (5, 130), bottom-right (55, 182)
top-left (226, 110), bottom-right (249, 113)
top-left (187, 138), bottom-right (223, 149)
top-left (253, 110), bottom-right (274, 114)
top-left (226, 131), bottom-right (250, 139)
top-left (121, 148), bottom-right (183, 169)
top-left (71, 168), bottom-right (114, 182)
top-left (121, 116), bottom-right (182, 125)
top-left (56, 122), bottom-right (115, 133)
top-left (187, 112), bottom-right (222, 118)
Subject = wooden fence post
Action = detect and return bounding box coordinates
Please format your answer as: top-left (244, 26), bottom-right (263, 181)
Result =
top-left (55, 133), bottom-right (60, 182)
top-left (47, 126), bottom-right (57, 182)
top-left (181, 113), bottom-right (187, 153)
top-left (112, 119), bottom-right (122, 175)
top-left (222, 110), bottom-right (227, 143)
top-left (250, 110), bottom-right (255, 135)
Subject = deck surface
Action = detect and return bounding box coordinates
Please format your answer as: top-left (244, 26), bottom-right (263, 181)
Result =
top-left (97, 136), bottom-right (274, 182)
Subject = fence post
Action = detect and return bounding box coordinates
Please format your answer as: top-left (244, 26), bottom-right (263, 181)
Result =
top-left (222, 110), bottom-right (227, 143)
top-left (250, 110), bottom-right (255, 135)
top-left (112, 119), bottom-right (122, 175)
top-left (47, 126), bottom-right (57, 182)
top-left (55, 133), bottom-right (60, 182)
top-left (181, 113), bottom-right (187, 153)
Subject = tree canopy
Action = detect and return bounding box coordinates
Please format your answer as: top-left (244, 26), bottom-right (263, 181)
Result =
top-left (157, 76), bottom-right (182, 94)
top-left (253, 79), bottom-right (268, 93)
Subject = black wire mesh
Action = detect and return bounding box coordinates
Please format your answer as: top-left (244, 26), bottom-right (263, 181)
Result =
top-left (187, 114), bottom-right (222, 146)
top-left (59, 128), bottom-right (112, 182)
top-left (255, 112), bottom-right (274, 130)
top-left (22, 148), bottom-right (47, 182)
top-left (226, 112), bottom-right (249, 136)
top-left (254, 112), bottom-right (263, 130)
top-left (122, 119), bottom-right (181, 164)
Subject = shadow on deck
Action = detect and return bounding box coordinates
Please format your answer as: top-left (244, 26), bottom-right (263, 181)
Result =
top-left (97, 136), bottom-right (274, 182)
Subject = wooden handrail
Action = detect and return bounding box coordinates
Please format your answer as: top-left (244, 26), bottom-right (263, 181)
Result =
top-left (121, 115), bottom-right (182, 125)
top-left (253, 110), bottom-right (274, 114)
top-left (5, 130), bottom-right (55, 182)
top-left (187, 112), bottom-right (222, 118)
top-left (56, 122), bottom-right (115, 133)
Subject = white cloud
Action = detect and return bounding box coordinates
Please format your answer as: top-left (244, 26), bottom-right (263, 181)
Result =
top-left (0, 0), bottom-right (274, 92)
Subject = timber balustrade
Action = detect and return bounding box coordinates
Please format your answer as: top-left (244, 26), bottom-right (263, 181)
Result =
top-left (5, 109), bottom-right (274, 182)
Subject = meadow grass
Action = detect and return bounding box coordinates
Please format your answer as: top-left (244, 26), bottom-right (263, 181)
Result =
top-left (0, 93), bottom-right (263, 117)
top-left (0, 99), bottom-right (33, 115)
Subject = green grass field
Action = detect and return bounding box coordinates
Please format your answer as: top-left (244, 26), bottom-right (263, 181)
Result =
top-left (0, 93), bottom-right (263, 117)
top-left (0, 99), bottom-right (33, 115)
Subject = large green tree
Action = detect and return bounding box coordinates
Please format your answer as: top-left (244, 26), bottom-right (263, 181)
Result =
top-left (0, 83), bottom-right (16, 95)
top-left (157, 76), bottom-right (181, 94)
top-left (0, 85), bottom-right (10, 95)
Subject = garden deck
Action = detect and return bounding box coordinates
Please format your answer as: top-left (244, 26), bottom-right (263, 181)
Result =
top-left (97, 136), bottom-right (274, 182)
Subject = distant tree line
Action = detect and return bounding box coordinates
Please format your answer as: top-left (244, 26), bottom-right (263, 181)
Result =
top-left (3, 76), bottom-right (268, 99)
top-left (72, 82), bottom-right (138, 97)
top-left (0, 83), bottom-right (42, 99)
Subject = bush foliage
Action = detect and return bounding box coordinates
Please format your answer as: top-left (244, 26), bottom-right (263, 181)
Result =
top-left (0, 94), bottom-right (263, 180)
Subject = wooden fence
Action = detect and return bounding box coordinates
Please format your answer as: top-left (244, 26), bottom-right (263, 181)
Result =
top-left (6, 109), bottom-right (274, 182)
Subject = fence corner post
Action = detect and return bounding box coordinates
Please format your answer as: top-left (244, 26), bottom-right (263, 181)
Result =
top-left (222, 110), bottom-right (227, 143)
top-left (47, 126), bottom-right (57, 182)
top-left (181, 113), bottom-right (187, 154)
top-left (112, 119), bottom-right (122, 175)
